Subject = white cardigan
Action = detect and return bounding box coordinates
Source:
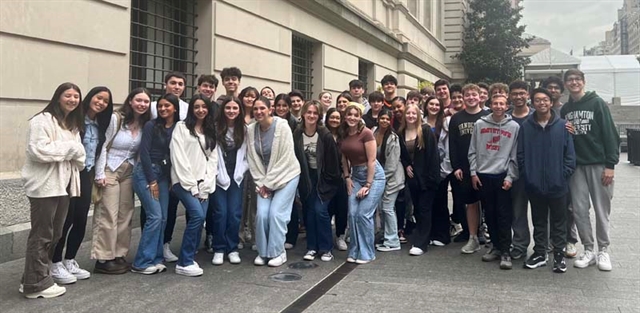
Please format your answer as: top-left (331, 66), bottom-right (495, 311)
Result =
top-left (216, 140), bottom-right (248, 191)
top-left (22, 113), bottom-right (85, 198)
top-left (246, 117), bottom-right (300, 191)
top-left (169, 122), bottom-right (218, 198)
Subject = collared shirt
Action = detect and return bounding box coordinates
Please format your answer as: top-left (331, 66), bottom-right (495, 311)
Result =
top-left (83, 115), bottom-right (100, 171)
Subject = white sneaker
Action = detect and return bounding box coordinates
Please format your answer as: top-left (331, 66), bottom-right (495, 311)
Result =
top-left (51, 262), bottom-right (77, 285)
top-left (336, 235), bottom-right (348, 251)
top-left (131, 265), bottom-right (158, 275)
top-left (254, 256), bottom-right (266, 266)
top-left (228, 252), bottom-right (241, 264)
top-left (303, 250), bottom-right (317, 261)
top-left (163, 243), bottom-right (178, 262)
top-left (62, 259), bottom-right (91, 280)
top-left (565, 242), bottom-right (578, 258)
top-left (431, 240), bottom-right (445, 247)
top-left (268, 252), bottom-right (287, 267)
top-left (284, 243), bottom-right (294, 250)
top-left (409, 246), bottom-right (424, 256)
top-left (320, 252), bottom-right (334, 262)
top-left (355, 258), bottom-right (374, 264)
top-left (597, 248), bottom-right (612, 271)
top-left (154, 263), bottom-right (167, 273)
top-left (346, 257), bottom-right (356, 263)
top-left (574, 250), bottom-right (597, 268)
top-left (212, 253), bottom-right (224, 265)
top-left (175, 262), bottom-right (203, 277)
top-left (461, 237), bottom-right (481, 254)
top-left (24, 283), bottom-right (66, 299)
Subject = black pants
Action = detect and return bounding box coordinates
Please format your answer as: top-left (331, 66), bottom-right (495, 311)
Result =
top-left (140, 190), bottom-right (182, 244)
top-left (395, 187), bottom-right (407, 231)
top-left (407, 177), bottom-right (436, 251)
top-left (478, 173), bottom-right (512, 254)
top-left (329, 180), bottom-right (348, 237)
top-left (450, 175), bottom-right (469, 238)
top-left (530, 194), bottom-right (567, 254)
top-left (285, 201), bottom-right (302, 245)
top-left (52, 168), bottom-right (93, 263)
top-left (431, 175), bottom-right (451, 244)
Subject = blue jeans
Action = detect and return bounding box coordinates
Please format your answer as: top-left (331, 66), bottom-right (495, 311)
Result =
top-left (132, 164), bottom-right (169, 269)
top-left (379, 189), bottom-right (400, 248)
top-left (212, 181), bottom-right (244, 253)
top-left (305, 169), bottom-right (333, 253)
top-left (255, 176), bottom-right (300, 258)
top-left (172, 184), bottom-right (208, 267)
top-left (348, 162), bottom-right (386, 261)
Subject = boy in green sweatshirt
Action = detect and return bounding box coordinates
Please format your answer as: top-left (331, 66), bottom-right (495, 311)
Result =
top-left (560, 69), bottom-right (620, 272)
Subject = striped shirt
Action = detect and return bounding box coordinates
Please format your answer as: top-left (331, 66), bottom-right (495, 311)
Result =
top-left (95, 114), bottom-right (142, 180)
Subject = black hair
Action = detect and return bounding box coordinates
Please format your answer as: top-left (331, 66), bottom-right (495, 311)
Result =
top-left (215, 96), bottom-right (245, 150)
top-left (153, 93), bottom-right (180, 136)
top-left (185, 94), bottom-right (217, 150)
top-left (288, 89), bottom-right (305, 101)
top-left (449, 84), bottom-right (463, 97)
top-left (34, 82), bottom-right (84, 132)
top-left (239, 87), bottom-right (259, 112)
top-left (253, 96), bottom-right (272, 108)
top-left (261, 86), bottom-right (276, 98)
top-left (477, 82), bottom-right (489, 91)
top-left (273, 93), bottom-right (292, 119)
top-left (336, 92), bottom-right (353, 105)
top-left (164, 72), bottom-right (186, 84)
top-left (541, 76), bottom-right (565, 93)
top-left (434, 79), bottom-right (450, 90)
top-left (381, 75), bottom-right (398, 86)
top-left (82, 86), bottom-right (114, 159)
top-left (324, 107), bottom-right (341, 130)
top-left (406, 90), bottom-right (422, 101)
top-left (530, 87), bottom-right (553, 102)
top-left (368, 91), bottom-right (384, 103)
top-left (391, 96), bottom-right (406, 105)
top-left (197, 74), bottom-right (219, 88)
top-left (120, 87), bottom-right (152, 129)
top-left (509, 80), bottom-right (530, 93)
top-left (220, 67), bottom-right (242, 80)
top-left (349, 79), bottom-right (365, 89)
top-left (376, 109), bottom-right (395, 165)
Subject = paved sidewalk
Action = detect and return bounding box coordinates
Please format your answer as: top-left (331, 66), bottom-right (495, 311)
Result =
top-left (0, 158), bottom-right (638, 313)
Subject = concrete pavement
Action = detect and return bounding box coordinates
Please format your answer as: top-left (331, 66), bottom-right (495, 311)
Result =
top-left (0, 156), bottom-right (638, 312)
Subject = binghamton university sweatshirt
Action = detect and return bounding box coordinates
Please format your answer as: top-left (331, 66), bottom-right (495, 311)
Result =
top-left (468, 114), bottom-right (520, 182)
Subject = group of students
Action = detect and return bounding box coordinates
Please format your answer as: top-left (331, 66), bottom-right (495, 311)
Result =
top-left (19, 66), bottom-right (619, 299)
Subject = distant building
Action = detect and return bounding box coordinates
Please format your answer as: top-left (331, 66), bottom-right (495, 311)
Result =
top-left (599, 0), bottom-right (640, 55)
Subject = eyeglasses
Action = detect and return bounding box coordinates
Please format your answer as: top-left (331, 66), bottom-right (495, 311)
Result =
top-left (565, 77), bottom-right (583, 83)
top-left (510, 92), bottom-right (528, 97)
top-left (533, 98), bottom-right (551, 104)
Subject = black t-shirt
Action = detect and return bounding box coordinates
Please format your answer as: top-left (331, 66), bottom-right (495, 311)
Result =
top-left (448, 109), bottom-right (490, 172)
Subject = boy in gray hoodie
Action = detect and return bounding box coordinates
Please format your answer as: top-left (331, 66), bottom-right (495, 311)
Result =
top-left (468, 94), bottom-right (520, 270)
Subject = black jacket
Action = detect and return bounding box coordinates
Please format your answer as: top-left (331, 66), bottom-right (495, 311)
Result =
top-left (400, 125), bottom-right (440, 190)
top-left (294, 126), bottom-right (342, 202)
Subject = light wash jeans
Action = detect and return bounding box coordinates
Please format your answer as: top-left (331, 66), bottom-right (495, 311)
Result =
top-left (348, 162), bottom-right (386, 261)
top-left (132, 164), bottom-right (169, 269)
top-left (172, 184), bottom-right (208, 267)
top-left (255, 176), bottom-right (300, 258)
top-left (378, 189), bottom-right (400, 248)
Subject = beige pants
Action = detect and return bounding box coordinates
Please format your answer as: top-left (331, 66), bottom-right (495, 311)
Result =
top-left (91, 162), bottom-right (134, 260)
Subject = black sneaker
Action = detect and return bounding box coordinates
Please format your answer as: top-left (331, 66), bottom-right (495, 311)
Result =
top-left (499, 253), bottom-right (513, 270)
top-left (524, 252), bottom-right (548, 269)
top-left (553, 252), bottom-right (567, 273)
top-left (204, 233), bottom-right (214, 254)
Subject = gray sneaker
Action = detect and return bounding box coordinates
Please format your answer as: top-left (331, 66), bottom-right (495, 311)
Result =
top-left (481, 247), bottom-right (501, 262)
top-left (510, 249), bottom-right (525, 260)
top-left (461, 237), bottom-right (481, 254)
top-left (500, 254), bottom-right (513, 270)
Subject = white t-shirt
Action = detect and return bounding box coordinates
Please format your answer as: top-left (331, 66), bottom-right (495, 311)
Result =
top-left (150, 98), bottom-right (189, 121)
top-left (303, 131), bottom-right (318, 169)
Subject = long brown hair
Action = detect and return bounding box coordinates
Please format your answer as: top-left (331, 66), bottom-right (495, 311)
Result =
top-left (34, 82), bottom-right (84, 132)
top-left (338, 104), bottom-right (365, 140)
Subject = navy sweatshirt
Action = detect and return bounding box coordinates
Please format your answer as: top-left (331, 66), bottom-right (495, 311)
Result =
top-left (517, 111), bottom-right (576, 198)
top-left (139, 120), bottom-right (176, 183)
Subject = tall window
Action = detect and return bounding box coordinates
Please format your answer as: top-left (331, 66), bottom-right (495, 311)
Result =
top-left (130, 0), bottom-right (198, 99)
top-left (423, 0), bottom-right (431, 31)
top-left (358, 59), bottom-right (370, 93)
top-left (291, 35), bottom-right (314, 100)
top-left (408, 0), bottom-right (418, 17)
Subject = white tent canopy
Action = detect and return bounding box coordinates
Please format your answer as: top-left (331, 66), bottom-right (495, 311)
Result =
top-left (578, 55), bottom-right (640, 106)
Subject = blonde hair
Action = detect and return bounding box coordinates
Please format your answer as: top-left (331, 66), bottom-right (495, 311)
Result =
top-left (401, 104), bottom-right (424, 149)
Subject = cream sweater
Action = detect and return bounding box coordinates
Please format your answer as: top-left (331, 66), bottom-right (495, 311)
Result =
top-left (22, 112), bottom-right (86, 198)
top-left (246, 117), bottom-right (300, 191)
top-left (169, 122), bottom-right (218, 198)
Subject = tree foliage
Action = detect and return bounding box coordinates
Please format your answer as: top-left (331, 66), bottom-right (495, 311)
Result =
top-left (456, 0), bottom-right (531, 83)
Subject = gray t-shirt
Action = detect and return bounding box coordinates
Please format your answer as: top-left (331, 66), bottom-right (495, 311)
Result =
top-left (303, 132), bottom-right (318, 169)
top-left (254, 122), bottom-right (276, 168)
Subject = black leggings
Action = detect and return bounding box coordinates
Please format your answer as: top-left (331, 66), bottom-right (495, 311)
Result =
top-left (52, 168), bottom-right (94, 263)
top-left (329, 181), bottom-right (348, 237)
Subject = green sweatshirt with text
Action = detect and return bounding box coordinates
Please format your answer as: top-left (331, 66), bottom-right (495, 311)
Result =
top-left (560, 91), bottom-right (620, 169)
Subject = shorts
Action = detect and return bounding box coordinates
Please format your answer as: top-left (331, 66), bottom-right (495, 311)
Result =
top-left (452, 171), bottom-right (480, 205)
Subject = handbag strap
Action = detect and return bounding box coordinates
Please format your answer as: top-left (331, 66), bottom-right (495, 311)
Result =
top-left (197, 135), bottom-right (209, 161)
top-left (105, 113), bottom-right (122, 153)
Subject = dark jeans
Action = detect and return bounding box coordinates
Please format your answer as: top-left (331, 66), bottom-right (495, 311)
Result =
top-left (53, 168), bottom-right (93, 262)
top-left (530, 194), bottom-right (568, 254)
top-left (407, 177), bottom-right (436, 251)
top-left (23, 194), bottom-right (69, 294)
top-left (140, 191), bottom-right (183, 244)
top-left (395, 187), bottom-right (407, 231)
top-left (478, 173), bottom-right (512, 254)
top-left (431, 175), bottom-right (452, 244)
top-left (172, 184), bottom-right (207, 267)
top-left (285, 200), bottom-right (302, 246)
top-left (212, 181), bottom-right (244, 253)
top-left (304, 169), bottom-right (334, 253)
top-left (329, 181), bottom-right (348, 237)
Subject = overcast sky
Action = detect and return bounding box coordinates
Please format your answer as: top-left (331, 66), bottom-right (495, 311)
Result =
top-left (520, 0), bottom-right (622, 55)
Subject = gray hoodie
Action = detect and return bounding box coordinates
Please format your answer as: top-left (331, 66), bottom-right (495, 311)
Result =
top-left (468, 114), bottom-right (520, 182)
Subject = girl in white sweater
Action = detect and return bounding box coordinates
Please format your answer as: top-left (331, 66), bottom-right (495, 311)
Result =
top-left (246, 96), bottom-right (301, 267)
top-left (170, 94), bottom-right (218, 276)
top-left (21, 82), bottom-right (86, 299)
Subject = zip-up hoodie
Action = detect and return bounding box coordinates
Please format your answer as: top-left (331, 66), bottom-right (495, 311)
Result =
top-left (468, 114), bottom-right (520, 182)
top-left (560, 91), bottom-right (620, 169)
top-left (517, 110), bottom-right (576, 198)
